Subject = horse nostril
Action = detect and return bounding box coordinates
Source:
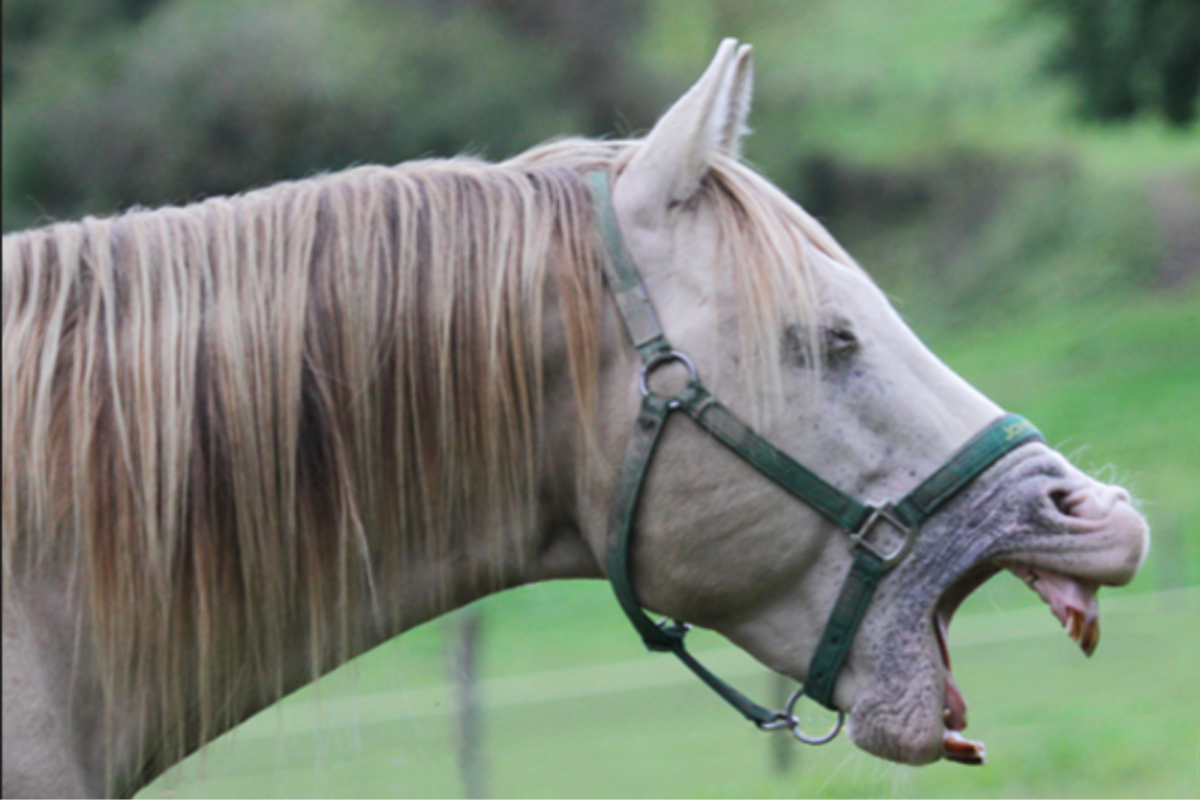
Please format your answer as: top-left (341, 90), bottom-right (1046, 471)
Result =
top-left (1049, 485), bottom-right (1131, 521)
top-left (1049, 489), bottom-right (1074, 517)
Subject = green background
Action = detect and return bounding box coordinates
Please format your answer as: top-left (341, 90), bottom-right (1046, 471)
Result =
top-left (4, 0), bottom-right (1196, 796)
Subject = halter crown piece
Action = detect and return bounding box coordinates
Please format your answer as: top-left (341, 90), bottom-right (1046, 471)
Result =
top-left (587, 171), bottom-right (1045, 743)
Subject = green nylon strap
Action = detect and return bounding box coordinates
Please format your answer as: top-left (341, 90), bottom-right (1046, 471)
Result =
top-left (892, 415), bottom-right (1043, 528)
top-left (673, 385), bottom-right (1045, 709)
top-left (801, 413), bottom-right (1044, 710)
top-left (586, 172), bottom-right (670, 361)
top-left (606, 393), bottom-right (681, 651)
top-left (606, 392), bottom-right (782, 726)
top-left (679, 384), bottom-right (871, 532)
top-left (586, 169), bottom-right (1047, 731)
top-left (802, 549), bottom-right (886, 709)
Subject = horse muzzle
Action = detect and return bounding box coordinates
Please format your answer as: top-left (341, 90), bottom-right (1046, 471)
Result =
top-left (848, 447), bottom-right (1149, 766)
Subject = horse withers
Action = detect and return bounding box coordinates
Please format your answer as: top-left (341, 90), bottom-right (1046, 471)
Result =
top-left (1, 39), bottom-right (1148, 797)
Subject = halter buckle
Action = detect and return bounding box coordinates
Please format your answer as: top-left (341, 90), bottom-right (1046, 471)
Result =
top-left (850, 503), bottom-right (916, 570)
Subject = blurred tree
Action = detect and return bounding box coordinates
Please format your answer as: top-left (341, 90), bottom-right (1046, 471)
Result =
top-left (2, 0), bottom-right (653, 232)
top-left (1026, 0), bottom-right (1200, 127)
top-left (457, 0), bottom-right (655, 134)
top-left (3, 0), bottom-right (165, 96)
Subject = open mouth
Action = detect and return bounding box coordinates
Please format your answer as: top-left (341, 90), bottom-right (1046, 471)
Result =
top-left (933, 558), bottom-right (1102, 765)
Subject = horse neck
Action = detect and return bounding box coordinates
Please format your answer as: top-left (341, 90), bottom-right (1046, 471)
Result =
top-left (4, 172), bottom-right (610, 794)
top-left (125, 265), bottom-right (599, 794)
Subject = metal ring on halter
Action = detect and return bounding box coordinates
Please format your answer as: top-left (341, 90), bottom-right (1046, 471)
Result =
top-left (657, 617), bottom-right (692, 633)
top-left (783, 686), bottom-right (846, 745)
top-left (639, 350), bottom-right (698, 409)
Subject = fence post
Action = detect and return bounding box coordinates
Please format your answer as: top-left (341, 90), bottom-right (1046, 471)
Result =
top-left (770, 672), bottom-right (796, 775)
top-left (449, 607), bottom-right (486, 799)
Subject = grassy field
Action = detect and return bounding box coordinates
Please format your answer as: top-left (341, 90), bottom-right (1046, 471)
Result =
top-left (129, 2), bottom-right (1197, 796)
top-left (143, 587), bottom-right (1198, 798)
top-left (140, 291), bottom-right (1200, 798)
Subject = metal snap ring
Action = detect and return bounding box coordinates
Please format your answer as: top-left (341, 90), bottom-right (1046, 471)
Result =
top-left (755, 712), bottom-right (796, 733)
top-left (783, 685), bottom-right (846, 745)
top-left (638, 350), bottom-right (698, 408)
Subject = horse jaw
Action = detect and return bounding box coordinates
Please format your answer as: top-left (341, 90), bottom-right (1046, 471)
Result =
top-left (838, 447), bottom-right (1148, 766)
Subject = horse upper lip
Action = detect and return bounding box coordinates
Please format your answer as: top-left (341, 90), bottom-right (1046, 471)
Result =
top-left (999, 561), bottom-right (1102, 655)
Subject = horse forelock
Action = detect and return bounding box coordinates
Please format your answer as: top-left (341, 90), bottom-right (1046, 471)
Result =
top-left (0, 136), bottom-right (847, 785)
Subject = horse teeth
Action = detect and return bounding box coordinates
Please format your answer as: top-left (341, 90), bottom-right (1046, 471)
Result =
top-left (1062, 608), bottom-right (1100, 656)
top-left (1080, 618), bottom-right (1100, 657)
top-left (942, 730), bottom-right (987, 766)
top-left (1066, 608), bottom-right (1084, 640)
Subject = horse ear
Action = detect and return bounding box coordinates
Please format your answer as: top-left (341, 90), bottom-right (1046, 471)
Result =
top-left (618, 39), bottom-right (754, 225)
top-left (718, 44), bottom-right (754, 156)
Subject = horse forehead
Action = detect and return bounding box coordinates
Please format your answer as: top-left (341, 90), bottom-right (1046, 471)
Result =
top-left (809, 249), bottom-right (879, 311)
top-left (818, 260), bottom-right (929, 354)
top-left (623, 207), bottom-right (728, 323)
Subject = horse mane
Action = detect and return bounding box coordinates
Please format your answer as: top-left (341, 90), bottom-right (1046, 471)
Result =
top-left (0, 136), bottom-right (852, 781)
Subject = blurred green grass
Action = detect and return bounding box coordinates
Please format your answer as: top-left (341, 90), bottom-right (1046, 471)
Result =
top-left (12, 0), bottom-right (1185, 795)
top-left (141, 292), bottom-right (1200, 798)
top-left (143, 585), bottom-right (1198, 798)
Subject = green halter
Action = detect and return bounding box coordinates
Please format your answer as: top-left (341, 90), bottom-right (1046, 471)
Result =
top-left (586, 171), bottom-right (1044, 740)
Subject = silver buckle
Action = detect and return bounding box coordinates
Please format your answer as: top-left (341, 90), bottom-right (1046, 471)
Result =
top-left (850, 503), bottom-right (916, 570)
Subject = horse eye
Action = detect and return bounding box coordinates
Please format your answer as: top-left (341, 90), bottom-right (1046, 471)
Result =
top-left (783, 324), bottom-right (858, 367)
top-left (824, 326), bottom-right (859, 359)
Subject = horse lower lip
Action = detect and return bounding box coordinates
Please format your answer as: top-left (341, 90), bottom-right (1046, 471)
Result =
top-left (936, 610), bottom-right (969, 732)
top-left (934, 581), bottom-right (989, 763)
top-left (943, 730), bottom-right (987, 765)
top-left (934, 565), bottom-right (996, 733)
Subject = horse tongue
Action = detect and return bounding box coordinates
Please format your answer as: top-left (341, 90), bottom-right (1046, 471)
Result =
top-left (937, 611), bottom-right (970, 731)
top-left (943, 671), bottom-right (968, 732)
top-left (1010, 565), bottom-right (1101, 656)
top-left (937, 611), bottom-right (983, 765)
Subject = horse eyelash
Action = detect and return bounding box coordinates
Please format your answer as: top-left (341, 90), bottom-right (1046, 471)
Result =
top-left (826, 326), bottom-right (859, 353)
top-left (782, 323), bottom-right (859, 368)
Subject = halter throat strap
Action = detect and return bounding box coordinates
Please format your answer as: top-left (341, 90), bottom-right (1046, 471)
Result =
top-left (586, 171), bottom-right (1044, 730)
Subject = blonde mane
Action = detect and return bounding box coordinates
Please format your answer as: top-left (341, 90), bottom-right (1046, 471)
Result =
top-left (1, 137), bottom-right (851, 779)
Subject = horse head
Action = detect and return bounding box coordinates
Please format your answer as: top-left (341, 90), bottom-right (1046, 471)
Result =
top-left (582, 39), bottom-right (1149, 765)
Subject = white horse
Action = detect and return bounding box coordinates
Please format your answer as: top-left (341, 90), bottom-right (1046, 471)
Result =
top-left (1, 40), bottom-right (1148, 798)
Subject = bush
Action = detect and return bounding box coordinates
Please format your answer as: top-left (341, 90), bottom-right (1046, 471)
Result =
top-left (2, 0), bottom-right (585, 229)
top-left (789, 149), bottom-right (1163, 332)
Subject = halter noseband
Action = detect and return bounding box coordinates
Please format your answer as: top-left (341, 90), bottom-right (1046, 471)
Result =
top-left (587, 171), bottom-right (1045, 743)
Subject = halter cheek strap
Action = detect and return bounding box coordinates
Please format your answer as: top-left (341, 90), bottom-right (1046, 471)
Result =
top-left (586, 171), bottom-right (1045, 738)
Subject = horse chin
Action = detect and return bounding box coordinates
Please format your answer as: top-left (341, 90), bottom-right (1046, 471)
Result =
top-left (845, 673), bottom-right (949, 766)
